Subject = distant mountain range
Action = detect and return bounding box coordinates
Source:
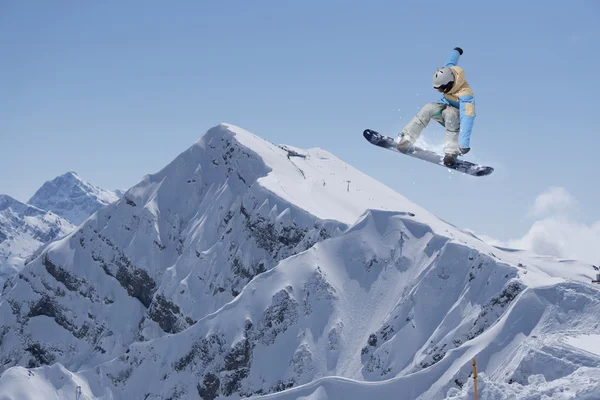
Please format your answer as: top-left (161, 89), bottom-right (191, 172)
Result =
top-left (0, 172), bottom-right (122, 290)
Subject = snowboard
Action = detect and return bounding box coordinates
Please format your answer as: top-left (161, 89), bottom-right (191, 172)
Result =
top-left (363, 129), bottom-right (494, 177)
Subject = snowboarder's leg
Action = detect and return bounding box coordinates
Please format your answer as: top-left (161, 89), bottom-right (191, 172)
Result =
top-left (441, 106), bottom-right (460, 166)
top-left (398, 103), bottom-right (446, 153)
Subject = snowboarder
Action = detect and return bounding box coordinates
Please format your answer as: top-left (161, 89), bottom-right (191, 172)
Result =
top-left (396, 47), bottom-right (475, 167)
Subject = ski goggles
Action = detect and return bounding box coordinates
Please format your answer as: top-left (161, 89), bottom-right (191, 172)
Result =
top-left (434, 82), bottom-right (454, 93)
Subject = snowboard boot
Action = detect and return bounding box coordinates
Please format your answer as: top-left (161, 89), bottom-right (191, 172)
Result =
top-left (443, 153), bottom-right (458, 167)
top-left (396, 136), bottom-right (414, 153)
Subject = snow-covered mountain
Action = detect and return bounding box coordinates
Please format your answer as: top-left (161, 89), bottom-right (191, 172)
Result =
top-left (28, 171), bottom-right (122, 225)
top-left (0, 172), bottom-right (121, 292)
top-left (0, 195), bottom-right (75, 291)
top-left (0, 124), bottom-right (598, 400)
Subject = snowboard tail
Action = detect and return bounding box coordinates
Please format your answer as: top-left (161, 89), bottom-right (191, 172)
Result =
top-left (363, 129), bottom-right (493, 177)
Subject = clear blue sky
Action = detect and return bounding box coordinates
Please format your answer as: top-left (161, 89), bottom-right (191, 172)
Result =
top-left (1, 1), bottom-right (599, 242)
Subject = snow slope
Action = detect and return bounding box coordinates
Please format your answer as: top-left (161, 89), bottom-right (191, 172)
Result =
top-left (564, 334), bottom-right (600, 357)
top-left (0, 124), bottom-right (423, 374)
top-left (0, 195), bottom-right (74, 290)
top-left (28, 171), bottom-right (121, 225)
top-left (78, 210), bottom-right (599, 400)
top-left (1, 171), bottom-right (121, 292)
top-left (1, 123), bottom-right (598, 400)
top-left (0, 364), bottom-right (98, 400)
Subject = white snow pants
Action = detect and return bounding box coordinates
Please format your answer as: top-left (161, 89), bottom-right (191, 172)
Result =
top-left (400, 103), bottom-right (460, 155)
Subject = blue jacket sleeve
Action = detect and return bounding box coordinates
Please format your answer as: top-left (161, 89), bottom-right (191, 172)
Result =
top-left (458, 95), bottom-right (475, 149)
top-left (445, 49), bottom-right (461, 67)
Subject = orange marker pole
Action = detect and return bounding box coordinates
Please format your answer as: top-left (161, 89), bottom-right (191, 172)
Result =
top-left (472, 358), bottom-right (478, 400)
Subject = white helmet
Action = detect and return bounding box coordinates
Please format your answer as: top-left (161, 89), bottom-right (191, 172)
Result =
top-left (432, 66), bottom-right (455, 93)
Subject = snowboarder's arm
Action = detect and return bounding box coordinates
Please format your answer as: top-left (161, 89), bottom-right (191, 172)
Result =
top-left (458, 94), bottom-right (475, 150)
top-left (445, 47), bottom-right (463, 67)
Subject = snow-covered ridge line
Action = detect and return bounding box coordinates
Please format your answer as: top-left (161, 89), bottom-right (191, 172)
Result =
top-left (1, 171), bottom-right (122, 294)
top-left (40, 210), bottom-right (600, 399)
top-left (0, 194), bottom-right (75, 292)
top-left (1, 123), bottom-right (599, 400)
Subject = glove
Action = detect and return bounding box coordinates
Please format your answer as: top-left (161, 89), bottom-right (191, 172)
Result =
top-left (454, 47), bottom-right (463, 55)
top-left (460, 147), bottom-right (470, 155)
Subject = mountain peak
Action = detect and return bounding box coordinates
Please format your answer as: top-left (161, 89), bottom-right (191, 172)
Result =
top-left (28, 172), bottom-right (121, 225)
top-left (188, 122), bottom-right (423, 225)
top-left (58, 171), bottom-right (83, 182)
